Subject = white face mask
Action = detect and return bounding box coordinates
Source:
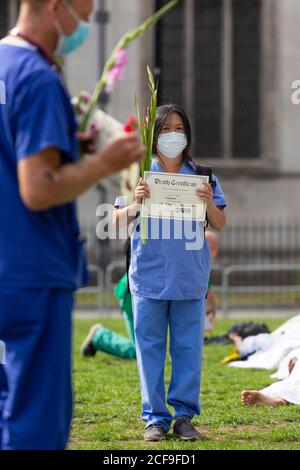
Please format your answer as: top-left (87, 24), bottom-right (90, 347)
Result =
top-left (157, 132), bottom-right (188, 159)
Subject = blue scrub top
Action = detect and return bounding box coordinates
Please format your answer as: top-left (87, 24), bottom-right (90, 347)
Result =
top-left (0, 39), bottom-right (86, 289)
top-left (127, 159), bottom-right (227, 300)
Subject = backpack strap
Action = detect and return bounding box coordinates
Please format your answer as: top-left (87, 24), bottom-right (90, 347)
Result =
top-left (186, 160), bottom-right (216, 227)
top-left (194, 164), bottom-right (216, 190)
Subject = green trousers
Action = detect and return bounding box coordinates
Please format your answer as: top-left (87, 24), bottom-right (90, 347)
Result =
top-left (91, 275), bottom-right (136, 359)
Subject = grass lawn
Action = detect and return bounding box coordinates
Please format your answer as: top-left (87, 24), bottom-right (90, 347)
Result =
top-left (70, 317), bottom-right (300, 450)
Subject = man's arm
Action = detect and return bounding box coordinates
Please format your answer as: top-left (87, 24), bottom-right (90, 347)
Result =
top-left (18, 133), bottom-right (144, 211)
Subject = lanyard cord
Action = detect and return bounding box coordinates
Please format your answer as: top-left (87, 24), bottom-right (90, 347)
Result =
top-left (8, 28), bottom-right (61, 74)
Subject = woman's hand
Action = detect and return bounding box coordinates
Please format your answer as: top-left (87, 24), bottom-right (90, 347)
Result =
top-left (196, 182), bottom-right (214, 208)
top-left (135, 178), bottom-right (150, 204)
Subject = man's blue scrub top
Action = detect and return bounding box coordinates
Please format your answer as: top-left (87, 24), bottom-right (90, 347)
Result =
top-left (128, 159), bottom-right (227, 300)
top-left (0, 38), bottom-right (85, 289)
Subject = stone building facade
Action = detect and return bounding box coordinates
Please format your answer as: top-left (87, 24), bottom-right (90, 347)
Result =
top-left (1, 0), bottom-right (300, 226)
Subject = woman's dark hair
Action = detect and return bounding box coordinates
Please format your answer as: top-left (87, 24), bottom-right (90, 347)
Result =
top-left (153, 104), bottom-right (192, 164)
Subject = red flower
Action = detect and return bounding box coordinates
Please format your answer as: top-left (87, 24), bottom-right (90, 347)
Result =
top-left (124, 115), bottom-right (138, 133)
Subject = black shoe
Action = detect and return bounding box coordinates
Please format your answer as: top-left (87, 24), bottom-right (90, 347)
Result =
top-left (144, 425), bottom-right (166, 442)
top-left (173, 416), bottom-right (201, 441)
top-left (80, 324), bottom-right (102, 357)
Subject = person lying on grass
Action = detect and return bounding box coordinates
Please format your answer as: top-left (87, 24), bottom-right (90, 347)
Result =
top-left (241, 355), bottom-right (300, 407)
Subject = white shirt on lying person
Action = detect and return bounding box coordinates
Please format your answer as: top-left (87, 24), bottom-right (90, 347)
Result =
top-left (238, 314), bottom-right (300, 359)
top-left (238, 334), bottom-right (275, 358)
top-left (271, 348), bottom-right (300, 380)
top-left (260, 354), bottom-right (300, 405)
top-left (229, 315), bottom-right (300, 371)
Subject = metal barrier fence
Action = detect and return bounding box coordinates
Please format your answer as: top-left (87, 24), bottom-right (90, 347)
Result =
top-left (76, 220), bottom-right (300, 315)
top-left (76, 264), bottom-right (105, 311)
top-left (76, 261), bottom-right (300, 316)
top-left (219, 264), bottom-right (300, 316)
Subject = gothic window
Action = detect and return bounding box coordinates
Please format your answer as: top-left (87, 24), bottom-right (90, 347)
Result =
top-left (156, 0), bottom-right (262, 161)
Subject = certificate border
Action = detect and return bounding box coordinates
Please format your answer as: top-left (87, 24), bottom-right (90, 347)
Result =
top-left (141, 171), bottom-right (209, 222)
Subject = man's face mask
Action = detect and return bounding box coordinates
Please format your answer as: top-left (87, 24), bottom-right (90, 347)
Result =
top-left (55, 2), bottom-right (91, 55)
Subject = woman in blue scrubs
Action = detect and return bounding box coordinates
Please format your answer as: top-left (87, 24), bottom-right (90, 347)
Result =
top-left (114, 104), bottom-right (227, 441)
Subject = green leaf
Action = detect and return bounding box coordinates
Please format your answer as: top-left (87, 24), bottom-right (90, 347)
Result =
top-left (135, 93), bottom-right (141, 128)
top-left (147, 66), bottom-right (155, 92)
top-left (136, 65), bottom-right (159, 202)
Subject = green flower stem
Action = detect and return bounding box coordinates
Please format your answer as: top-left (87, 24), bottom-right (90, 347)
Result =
top-left (141, 217), bottom-right (147, 246)
top-left (137, 67), bottom-right (158, 244)
top-left (79, 0), bottom-right (177, 135)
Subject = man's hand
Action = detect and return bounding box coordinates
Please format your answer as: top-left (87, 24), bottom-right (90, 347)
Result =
top-left (100, 132), bottom-right (145, 174)
top-left (77, 124), bottom-right (100, 154)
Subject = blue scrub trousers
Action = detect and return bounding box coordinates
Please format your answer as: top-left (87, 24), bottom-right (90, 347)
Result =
top-left (132, 295), bottom-right (205, 433)
top-left (0, 287), bottom-right (74, 450)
